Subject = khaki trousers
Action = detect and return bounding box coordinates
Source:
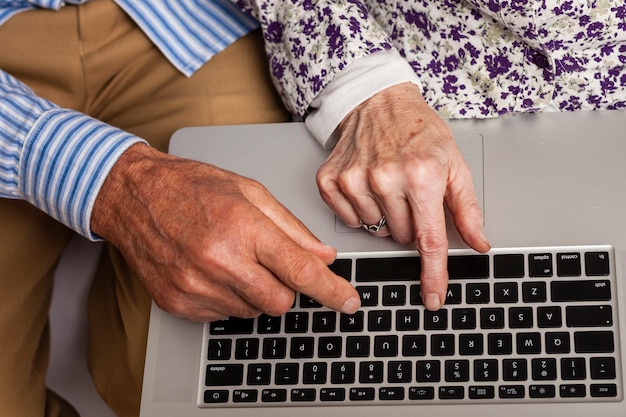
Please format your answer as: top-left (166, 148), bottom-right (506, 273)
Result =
top-left (0, 1), bottom-right (289, 416)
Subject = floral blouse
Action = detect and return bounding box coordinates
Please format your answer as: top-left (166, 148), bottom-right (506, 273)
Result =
top-left (235, 0), bottom-right (626, 120)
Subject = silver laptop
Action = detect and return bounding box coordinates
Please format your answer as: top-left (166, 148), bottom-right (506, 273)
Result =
top-left (139, 110), bottom-right (626, 416)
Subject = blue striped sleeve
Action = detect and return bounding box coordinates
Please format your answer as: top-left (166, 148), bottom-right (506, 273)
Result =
top-left (0, 70), bottom-right (145, 240)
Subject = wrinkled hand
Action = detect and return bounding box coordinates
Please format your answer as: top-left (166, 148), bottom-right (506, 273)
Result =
top-left (91, 144), bottom-right (361, 322)
top-left (316, 82), bottom-right (490, 310)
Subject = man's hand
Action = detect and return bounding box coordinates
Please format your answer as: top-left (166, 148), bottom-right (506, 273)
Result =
top-left (316, 82), bottom-right (490, 311)
top-left (91, 143), bottom-right (361, 322)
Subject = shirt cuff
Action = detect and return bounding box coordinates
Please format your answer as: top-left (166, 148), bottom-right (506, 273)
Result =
top-left (305, 49), bottom-right (422, 149)
top-left (19, 108), bottom-right (146, 241)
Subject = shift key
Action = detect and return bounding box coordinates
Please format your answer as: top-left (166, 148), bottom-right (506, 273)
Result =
top-left (551, 280), bottom-right (611, 302)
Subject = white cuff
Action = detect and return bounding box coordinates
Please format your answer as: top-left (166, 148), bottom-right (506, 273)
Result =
top-left (305, 49), bottom-right (421, 149)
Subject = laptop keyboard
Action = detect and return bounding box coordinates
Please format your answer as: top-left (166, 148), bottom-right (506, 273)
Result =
top-left (199, 245), bottom-right (622, 407)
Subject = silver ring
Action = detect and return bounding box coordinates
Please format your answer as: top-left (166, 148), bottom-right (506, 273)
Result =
top-left (360, 216), bottom-right (387, 233)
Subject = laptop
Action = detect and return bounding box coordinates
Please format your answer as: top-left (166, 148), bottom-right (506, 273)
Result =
top-left (139, 110), bottom-right (626, 416)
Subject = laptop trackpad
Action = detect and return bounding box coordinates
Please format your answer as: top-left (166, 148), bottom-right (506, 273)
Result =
top-left (334, 134), bottom-right (485, 248)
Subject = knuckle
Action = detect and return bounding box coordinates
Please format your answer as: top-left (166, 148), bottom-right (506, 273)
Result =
top-left (416, 230), bottom-right (446, 256)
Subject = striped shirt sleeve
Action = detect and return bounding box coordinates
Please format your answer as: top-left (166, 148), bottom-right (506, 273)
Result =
top-left (0, 70), bottom-right (145, 240)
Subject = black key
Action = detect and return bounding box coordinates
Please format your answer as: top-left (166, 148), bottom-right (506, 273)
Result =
top-left (356, 257), bottom-right (420, 282)
top-left (445, 360), bottom-right (470, 382)
top-left (516, 332), bottom-right (541, 354)
top-left (340, 311), bottom-right (364, 332)
top-left (529, 385), bottom-right (556, 398)
top-left (359, 361), bottom-right (384, 383)
top-left (537, 306), bottom-right (562, 328)
top-left (561, 358), bottom-right (586, 380)
top-left (205, 364), bottom-right (243, 386)
top-left (474, 359), bottom-right (498, 382)
top-left (585, 252), bottom-right (610, 276)
top-left (452, 308), bottom-right (477, 330)
top-left (409, 284), bottom-right (423, 305)
top-left (247, 363), bottom-right (271, 385)
top-left (331, 362), bottom-right (356, 384)
top-left (480, 308), bottom-right (505, 329)
top-left (320, 388), bottom-right (345, 401)
top-left (374, 335), bottom-right (398, 357)
top-left (329, 259), bottom-right (352, 281)
top-left (290, 337), bottom-right (314, 359)
top-left (466, 283), bottom-right (490, 304)
top-left (499, 385), bottom-right (525, 399)
top-left (368, 310), bottom-right (392, 331)
top-left (207, 339), bottom-right (232, 360)
top-left (424, 309), bottom-right (448, 330)
top-left (303, 362), bottom-right (327, 384)
top-left (557, 252), bottom-right (582, 277)
top-left (416, 360), bottom-right (441, 382)
top-left (590, 384), bottom-right (618, 397)
top-left (448, 255), bottom-right (489, 279)
top-left (551, 280), bottom-right (611, 302)
top-left (262, 337), bottom-right (287, 359)
top-left (257, 314), bottom-right (281, 334)
top-left (431, 334), bottom-right (455, 356)
top-left (509, 307), bottom-right (533, 328)
top-left (299, 294), bottom-right (322, 309)
top-left (493, 282), bottom-right (518, 303)
top-left (529, 253), bottom-right (553, 277)
top-left (346, 336), bottom-right (370, 357)
top-left (285, 312), bottom-right (309, 333)
top-left (209, 317), bottom-right (254, 335)
top-left (261, 389), bottom-right (287, 403)
top-left (318, 336), bottom-right (342, 358)
top-left (459, 334), bottom-right (483, 355)
top-left (233, 389), bottom-right (258, 403)
top-left (383, 285), bottom-right (407, 306)
top-left (532, 358), bottom-right (557, 380)
top-left (522, 282), bottom-right (547, 303)
top-left (469, 385), bottom-right (495, 399)
top-left (445, 283), bottom-right (463, 304)
top-left (488, 333), bottom-right (512, 355)
top-left (204, 390), bottom-right (229, 403)
top-left (402, 334), bottom-right (427, 356)
top-left (350, 387), bottom-right (375, 401)
top-left (494, 254), bottom-right (525, 278)
top-left (388, 361), bottom-right (412, 383)
top-left (409, 386), bottom-right (435, 400)
top-left (312, 311), bottom-right (337, 332)
top-left (357, 286), bottom-right (379, 307)
top-left (235, 338), bottom-right (259, 360)
top-left (502, 359), bottom-right (527, 381)
top-left (396, 309), bottom-right (420, 331)
top-left (590, 357), bottom-right (616, 380)
top-left (275, 363), bottom-right (300, 385)
top-left (439, 386), bottom-right (465, 400)
top-left (559, 384), bottom-right (586, 398)
top-left (545, 332), bottom-right (571, 354)
top-left (566, 305), bottom-right (612, 327)
top-left (380, 387), bottom-right (405, 400)
top-left (291, 388), bottom-right (316, 402)
top-left (574, 331), bottom-right (614, 353)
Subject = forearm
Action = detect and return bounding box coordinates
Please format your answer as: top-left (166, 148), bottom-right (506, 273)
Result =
top-left (0, 70), bottom-right (144, 240)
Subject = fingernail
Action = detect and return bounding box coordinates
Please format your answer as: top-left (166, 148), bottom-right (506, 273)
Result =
top-left (424, 293), bottom-right (442, 311)
top-left (340, 297), bottom-right (361, 315)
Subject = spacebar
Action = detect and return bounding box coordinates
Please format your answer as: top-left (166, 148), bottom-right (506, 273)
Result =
top-left (551, 280), bottom-right (611, 302)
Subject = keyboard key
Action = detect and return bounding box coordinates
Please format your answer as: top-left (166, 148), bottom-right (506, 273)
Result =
top-left (509, 307), bottom-right (533, 328)
top-left (350, 387), bottom-right (375, 401)
top-left (233, 389), bottom-right (258, 403)
top-left (331, 362), bottom-right (356, 384)
top-left (537, 306), bottom-right (562, 328)
top-left (452, 308), bottom-right (477, 330)
top-left (424, 309), bottom-right (448, 330)
top-left (469, 385), bottom-right (495, 399)
top-left (357, 286), bottom-right (379, 307)
top-left (445, 360), bottom-right (470, 382)
top-left (402, 334), bottom-right (427, 356)
top-left (235, 338), bottom-right (259, 360)
top-left (409, 386), bottom-right (435, 400)
top-left (207, 339), bottom-right (232, 360)
top-left (356, 257), bottom-right (420, 282)
top-left (532, 358), bottom-right (557, 380)
top-left (318, 336), bottom-right (342, 358)
top-left (590, 384), bottom-right (618, 397)
top-left (431, 334), bottom-right (455, 356)
top-left (557, 252), bottom-right (582, 277)
top-left (566, 305), bottom-right (612, 327)
top-left (459, 333), bottom-right (483, 355)
top-left (262, 337), bottom-right (287, 359)
top-left (261, 389), bottom-right (287, 403)
top-left (499, 385), bottom-right (525, 399)
top-left (291, 388), bottom-right (316, 402)
top-left (416, 360), bottom-right (441, 382)
top-left (257, 314), bottom-right (281, 334)
top-left (529, 384), bottom-right (556, 398)
top-left (488, 333), bottom-right (512, 355)
top-left (480, 308), bottom-right (505, 329)
top-left (494, 254), bottom-right (525, 278)
top-left (585, 251), bottom-right (610, 276)
top-left (303, 362), bottom-right (327, 384)
top-left (474, 359), bottom-right (498, 381)
top-left (493, 282), bottom-right (518, 303)
top-left (545, 332), bottom-right (571, 354)
top-left (529, 253), bottom-right (553, 277)
top-left (388, 361), bottom-right (412, 383)
top-left (559, 384), bottom-right (586, 398)
top-left (320, 388), bottom-right (345, 401)
top-left (205, 364), bottom-right (243, 386)
top-left (466, 283), bottom-right (490, 304)
top-left (204, 390), bottom-right (229, 403)
top-left (248, 363), bottom-right (271, 385)
top-left (340, 311), bottom-right (364, 332)
top-left (502, 359), bottom-right (527, 381)
top-left (448, 255), bottom-right (489, 279)
top-left (275, 363), bottom-right (299, 385)
top-left (516, 332), bottom-right (541, 354)
top-left (439, 386), bottom-right (465, 400)
top-left (285, 312), bottom-right (309, 333)
top-left (383, 285), bottom-right (407, 306)
top-left (329, 258), bottom-right (352, 281)
top-left (374, 335), bottom-right (398, 357)
top-left (368, 310), bottom-right (392, 331)
top-left (290, 337), bottom-right (314, 359)
top-left (209, 317), bottom-right (254, 335)
top-left (359, 361), bottom-right (384, 383)
top-left (445, 284), bottom-right (462, 304)
top-left (346, 336), bottom-right (370, 357)
top-left (396, 309), bottom-right (420, 331)
top-left (379, 387), bottom-right (405, 400)
top-left (590, 357), bottom-right (616, 379)
top-left (522, 282), bottom-right (547, 303)
top-left (312, 311), bottom-right (337, 333)
top-left (299, 294), bottom-right (322, 309)
top-left (409, 284), bottom-right (423, 305)
top-left (574, 331), bottom-right (614, 353)
top-left (551, 280), bottom-right (611, 302)
top-left (561, 358), bottom-right (586, 380)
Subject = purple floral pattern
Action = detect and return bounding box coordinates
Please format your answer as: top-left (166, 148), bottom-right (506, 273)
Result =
top-left (235, 0), bottom-right (626, 119)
